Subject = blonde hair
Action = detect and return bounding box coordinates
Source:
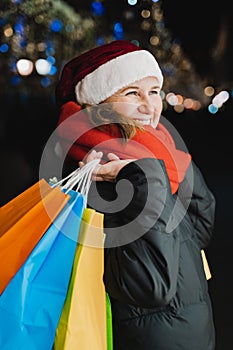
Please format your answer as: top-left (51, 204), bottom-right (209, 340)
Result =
top-left (85, 104), bottom-right (145, 141)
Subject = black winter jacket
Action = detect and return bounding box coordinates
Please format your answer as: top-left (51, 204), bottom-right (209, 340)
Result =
top-left (88, 158), bottom-right (216, 350)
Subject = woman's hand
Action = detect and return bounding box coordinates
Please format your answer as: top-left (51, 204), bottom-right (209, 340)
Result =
top-left (79, 150), bottom-right (135, 182)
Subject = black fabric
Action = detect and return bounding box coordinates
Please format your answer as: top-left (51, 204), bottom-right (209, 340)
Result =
top-left (87, 158), bottom-right (216, 350)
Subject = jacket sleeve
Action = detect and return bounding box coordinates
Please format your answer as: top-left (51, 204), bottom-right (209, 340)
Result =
top-left (178, 160), bottom-right (216, 249)
top-left (102, 158), bottom-right (180, 308)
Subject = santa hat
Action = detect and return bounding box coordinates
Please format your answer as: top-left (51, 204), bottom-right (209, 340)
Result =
top-left (55, 40), bottom-right (163, 107)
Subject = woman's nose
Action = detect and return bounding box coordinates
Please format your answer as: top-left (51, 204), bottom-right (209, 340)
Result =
top-left (138, 98), bottom-right (154, 115)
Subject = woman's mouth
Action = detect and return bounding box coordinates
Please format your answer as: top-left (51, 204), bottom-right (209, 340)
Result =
top-left (134, 119), bottom-right (151, 125)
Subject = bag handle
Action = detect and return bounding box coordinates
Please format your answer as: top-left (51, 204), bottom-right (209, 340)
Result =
top-left (50, 159), bottom-right (100, 200)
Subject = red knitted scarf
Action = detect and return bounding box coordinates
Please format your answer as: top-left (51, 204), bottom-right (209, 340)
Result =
top-left (57, 101), bottom-right (192, 194)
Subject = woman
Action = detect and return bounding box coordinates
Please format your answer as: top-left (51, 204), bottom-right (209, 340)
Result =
top-left (55, 40), bottom-right (216, 349)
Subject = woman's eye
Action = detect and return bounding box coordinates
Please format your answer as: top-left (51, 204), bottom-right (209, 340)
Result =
top-left (150, 90), bottom-right (159, 95)
top-left (125, 90), bottom-right (137, 96)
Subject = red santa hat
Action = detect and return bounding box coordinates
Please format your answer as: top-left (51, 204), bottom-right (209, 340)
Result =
top-left (55, 39), bottom-right (164, 107)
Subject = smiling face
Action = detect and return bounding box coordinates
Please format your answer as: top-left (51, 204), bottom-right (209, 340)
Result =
top-left (103, 76), bottom-right (163, 128)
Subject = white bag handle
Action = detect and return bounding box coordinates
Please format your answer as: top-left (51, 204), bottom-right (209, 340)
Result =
top-left (50, 159), bottom-right (100, 200)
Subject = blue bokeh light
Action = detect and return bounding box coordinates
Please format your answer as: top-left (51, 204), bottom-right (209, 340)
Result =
top-left (208, 104), bottom-right (218, 114)
top-left (11, 75), bottom-right (21, 86)
top-left (91, 1), bottom-right (105, 16)
top-left (114, 22), bottom-right (124, 39)
top-left (0, 44), bottom-right (9, 53)
top-left (49, 66), bottom-right (57, 76)
top-left (46, 46), bottom-right (55, 56)
top-left (46, 56), bottom-right (56, 65)
top-left (128, 0), bottom-right (137, 6)
top-left (41, 77), bottom-right (51, 87)
top-left (50, 19), bottom-right (63, 32)
top-left (14, 18), bottom-right (24, 35)
top-left (96, 37), bottom-right (106, 46)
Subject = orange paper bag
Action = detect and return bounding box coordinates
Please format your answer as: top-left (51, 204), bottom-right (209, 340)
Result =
top-left (0, 179), bottom-right (69, 293)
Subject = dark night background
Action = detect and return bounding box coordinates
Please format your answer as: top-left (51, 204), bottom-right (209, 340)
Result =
top-left (160, 2), bottom-right (233, 348)
top-left (0, 1), bottom-right (232, 348)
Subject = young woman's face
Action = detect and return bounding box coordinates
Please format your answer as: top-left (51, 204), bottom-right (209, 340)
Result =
top-left (104, 76), bottom-right (163, 128)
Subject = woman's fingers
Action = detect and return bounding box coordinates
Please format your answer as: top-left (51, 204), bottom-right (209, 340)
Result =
top-left (81, 149), bottom-right (103, 164)
top-left (79, 150), bottom-right (135, 182)
top-left (83, 150), bottom-right (119, 164)
top-left (86, 150), bottom-right (103, 162)
top-left (107, 152), bottom-right (120, 161)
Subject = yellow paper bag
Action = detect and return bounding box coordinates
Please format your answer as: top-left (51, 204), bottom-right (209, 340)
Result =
top-left (201, 249), bottom-right (212, 280)
top-left (54, 207), bottom-right (107, 350)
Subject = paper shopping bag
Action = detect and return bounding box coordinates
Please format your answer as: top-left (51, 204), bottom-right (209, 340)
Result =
top-left (0, 179), bottom-right (69, 294)
top-left (201, 249), bottom-right (212, 280)
top-left (0, 178), bottom-right (54, 237)
top-left (106, 292), bottom-right (113, 350)
top-left (0, 189), bottom-right (85, 350)
top-left (54, 207), bottom-right (108, 350)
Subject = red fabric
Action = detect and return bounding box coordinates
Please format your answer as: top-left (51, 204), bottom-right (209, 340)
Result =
top-left (55, 40), bottom-right (142, 106)
top-left (57, 101), bottom-right (192, 194)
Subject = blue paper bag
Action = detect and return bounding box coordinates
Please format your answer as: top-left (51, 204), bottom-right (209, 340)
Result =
top-left (0, 190), bottom-right (85, 350)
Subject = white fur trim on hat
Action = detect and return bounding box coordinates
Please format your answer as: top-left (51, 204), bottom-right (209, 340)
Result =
top-left (75, 50), bottom-right (163, 105)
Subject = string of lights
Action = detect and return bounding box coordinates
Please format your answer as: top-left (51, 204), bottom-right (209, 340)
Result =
top-left (0, 0), bottom-right (231, 114)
